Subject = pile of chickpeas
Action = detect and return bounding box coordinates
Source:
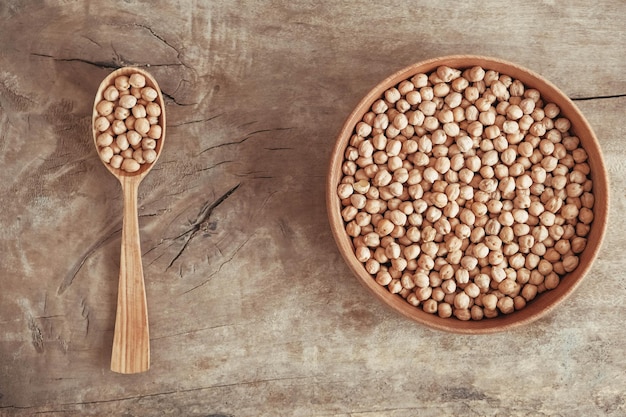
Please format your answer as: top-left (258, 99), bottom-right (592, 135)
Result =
top-left (94, 72), bottom-right (163, 173)
top-left (337, 65), bottom-right (594, 321)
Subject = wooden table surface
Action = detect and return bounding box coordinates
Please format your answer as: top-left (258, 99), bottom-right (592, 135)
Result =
top-left (1, 1), bottom-right (625, 416)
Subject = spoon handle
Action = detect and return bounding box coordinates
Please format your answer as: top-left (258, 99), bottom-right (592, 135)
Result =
top-left (111, 176), bottom-right (150, 374)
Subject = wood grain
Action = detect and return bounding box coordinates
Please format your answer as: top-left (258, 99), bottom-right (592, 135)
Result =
top-left (110, 175), bottom-right (150, 374)
top-left (1, 0), bottom-right (625, 416)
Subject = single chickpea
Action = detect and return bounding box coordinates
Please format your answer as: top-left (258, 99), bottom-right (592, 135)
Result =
top-left (501, 119), bottom-right (519, 135)
top-left (413, 285), bottom-right (433, 302)
top-left (455, 268), bottom-right (470, 284)
top-left (130, 148), bottom-right (146, 164)
top-left (96, 100), bottom-right (115, 116)
top-left (544, 272), bottom-right (560, 290)
top-left (375, 271), bottom-right (393, 286)
top-left (121, 158), bottom-right (140, 173)
top-left (479, 150), bottom-right (497, 167)
top-left (452, 308), bottom-right (471, 321)
top-left (114, 76), bottom-right (130, 91)
top-left (503, 78), bottom-right (521, 97)
top-left (139, 86), bottom-right (157, 102)
top-left (554, 117), bottom-right (571, 133)
top-left (468, 305), bottom-right (483, 320)
top-left (517, 114), bottom-right (534, 132)
top-left (498, 278), bottom-right (518, 296)
top-left (411, 272), bottom-right (428, 289)
top-left (110, 141), bottom-right (121, 154)
top-left (539, 211), bottom-right (556, 227)
top-left (372, 99), bottom-right (388, 114)
top-left (102, 86), bottom-right (120, 103)
top-left (117, 94), bottom-right (137, 110)
top-left (420, 299), bottom-right (437, 314)
top-left (435, 302), bottom-right (452, 318)
top-left (512, 296), bottom-right (526, 311)
top-left (122, 148), bottom-right (136, 160)
top-left (127, 73), bottom-right (146, 88)
top-left (453, 292), bottom-right (470, 310)
top-left (519, 98), bottom-right (536, 115)
top-left (465, 105), bottom-right (481, 122)
top-left (579, 207), bottom-right (594, 224)
top-left (438, 278), bottom-right (455, 295)
top-left (96, 132), bottom-right (114, 147)
top-left (562, 135), bottom-right (580, 150)
top-left (520, 283), bottom-right (537, 301)
top-left (562, 255), bottom-right (580, 272)
top-left (463, 283), bottom-right (480, 299)
top-left (497, 296), bottom-right (515, 314)
top-left (571, 237), bottom-right (587, 253)
top-left (576, 222), bottom-right (591, 237)
top-left (99, 146), bottom-right (114, 163)
top-left (109, 154), bottom-right (123, 169)
top-left (479, 293), bottom-right (497, 310)
top-left (406, 293), bottom-right (420, 306)
top-left (542, 102), bottom-right (559, 118)
top-left (124, 115), bottom-right (136, 130)
top-left (561, 204), bottom-right (580, 220)
top-left (361, 232), bottom-right (380, 247)
top-left (95, 116), bottom-right (110, 132)
top-left (462, 66), bottom-right (484, 83)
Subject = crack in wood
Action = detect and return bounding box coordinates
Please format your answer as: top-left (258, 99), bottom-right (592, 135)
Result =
top-left (233, 170), bottom-right (275, 179)
top-left (81, 35), bottom-right (102, 48)
top-left (161, 90), bottom-right (198, 107)
top-left (58, 226), bottom-right (121, 295)
top-left (0, 374), bottom-right (312, 411)
top-left (181, 234), bottom-right (252, 295)
top-left (31, 50), bottom-right (187, 74)
top-left (132, 23), bottom-right (198, 77)
top-left (27, 316), bottom-right (44, 353)
top-left (571, 93), bottom-right (626, 101)
top-left (30, 52), bottom-right (118, 69)
top-left (180, 160), bottom-right (233, 180)
top-left (80, 299), bottom-right (90, 337)
top-left (43, 292), bottom-right (48, 314)
top-left (144, 239), bottom-right (180, 267)
top-left (198, 127), bottom-right (294, 155)
top-left (198, 160), bottom-right (233, 173)
top-left (169, 113), bottom-right (223, 128)
top-left (166, 183), bottom-right (241, 270)
top-left (132, 23), bottom-right (178, 54)
top-left (150, 323), bottom-right (235, 341)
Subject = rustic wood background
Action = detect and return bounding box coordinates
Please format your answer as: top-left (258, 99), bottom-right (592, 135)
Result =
top-left (1, 1), bottom-right (625, 416)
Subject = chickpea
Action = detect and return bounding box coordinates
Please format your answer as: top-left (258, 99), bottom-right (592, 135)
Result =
top-left (120, 158), bottom-right (140, 172)
top-left (497, 296), bottom-right (515, 314)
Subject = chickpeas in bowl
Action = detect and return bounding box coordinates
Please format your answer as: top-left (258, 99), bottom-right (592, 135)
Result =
top-left (327, 56), bottom-right (608, 333)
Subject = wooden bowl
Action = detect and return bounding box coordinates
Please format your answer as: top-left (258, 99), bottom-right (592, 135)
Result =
top-left (327, 55), bottom-right (609, 333)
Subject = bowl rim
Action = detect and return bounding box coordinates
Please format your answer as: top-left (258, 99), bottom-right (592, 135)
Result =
top-left (326, 55), bottom-right (609, 334)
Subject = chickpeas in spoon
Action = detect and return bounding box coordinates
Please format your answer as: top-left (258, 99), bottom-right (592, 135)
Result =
top-left (93, 67), bottom-right (166, 374)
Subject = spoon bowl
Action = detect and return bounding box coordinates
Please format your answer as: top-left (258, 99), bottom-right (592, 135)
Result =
top-left (92, 67), bottom-right (166, 373)
top-left (93, 67), bottom-right (167, 179)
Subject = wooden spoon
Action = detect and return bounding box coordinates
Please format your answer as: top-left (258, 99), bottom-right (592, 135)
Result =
top-left (92, 67), bottom-right (166, 373)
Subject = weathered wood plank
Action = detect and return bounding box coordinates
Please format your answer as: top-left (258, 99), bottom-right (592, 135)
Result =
top-left (1, 0), bottom-right (625, 416)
